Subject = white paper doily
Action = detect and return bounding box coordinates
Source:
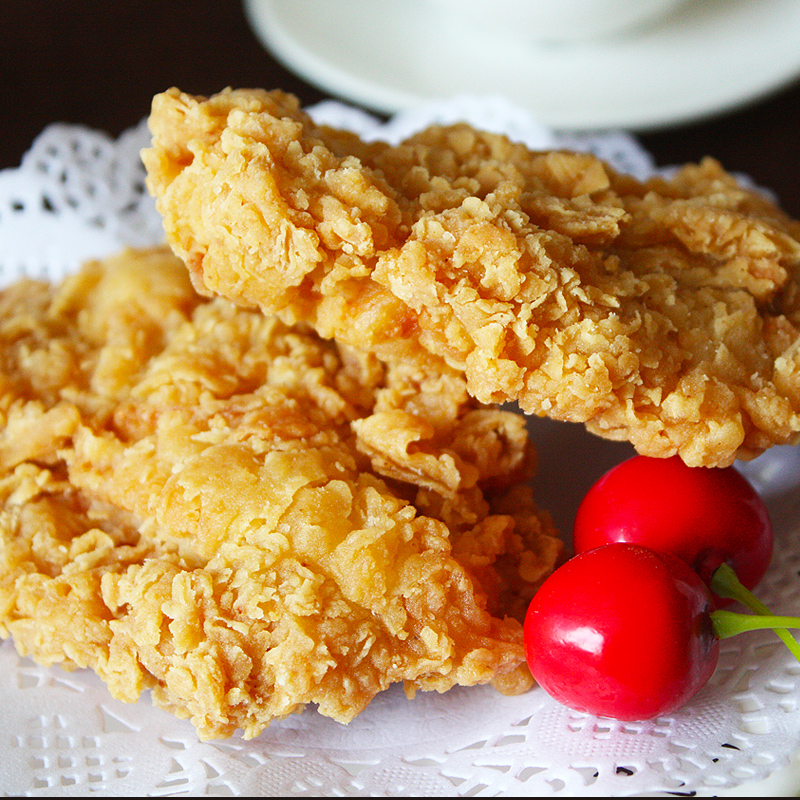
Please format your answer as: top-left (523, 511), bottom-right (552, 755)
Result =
top-left (1, 97), bottom-right (799, 797)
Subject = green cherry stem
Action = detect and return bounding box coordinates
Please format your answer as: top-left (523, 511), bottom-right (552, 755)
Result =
top-left (710, 563), bottom-right (800, 664)
top-left (712, 609), bottom-right (800, 638)
top-left (711, 563), bottom-right (776, 613)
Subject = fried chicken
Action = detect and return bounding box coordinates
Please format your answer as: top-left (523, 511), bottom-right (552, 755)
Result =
top-left (0, 246), bottom-right (561, 739)
top-left (144, 87), bottom-right (800, 467)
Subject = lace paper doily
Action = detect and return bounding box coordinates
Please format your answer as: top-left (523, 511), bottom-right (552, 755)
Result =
top-left (1, 97), bottom-right (799, 797)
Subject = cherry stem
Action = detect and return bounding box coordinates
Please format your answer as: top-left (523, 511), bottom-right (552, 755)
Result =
top-left (713, 609), bottom-right (800, 638)
top-left (710, 563), bottom-right (800, 664)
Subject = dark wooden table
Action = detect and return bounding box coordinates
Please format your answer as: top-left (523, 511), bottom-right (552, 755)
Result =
top-left (4, 0), bottom-right (800, 216)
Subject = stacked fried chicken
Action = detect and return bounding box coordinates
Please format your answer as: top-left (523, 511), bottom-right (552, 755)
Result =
top-left (2, 85), bottom-right (800, 739)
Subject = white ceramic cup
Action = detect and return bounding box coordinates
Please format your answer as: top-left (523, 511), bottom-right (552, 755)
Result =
top-left (431, 0), bottom-right (686, 43)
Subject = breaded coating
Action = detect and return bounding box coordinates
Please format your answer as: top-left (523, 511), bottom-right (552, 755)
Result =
top-left (0, 247), bottom-right (561, 739)
top-left (144, 87), bottom-right (800, 467)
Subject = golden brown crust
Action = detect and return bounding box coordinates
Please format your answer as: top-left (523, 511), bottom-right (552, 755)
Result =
top-left (0, 247), bottom-right (561, 739)
top-left (144, 87), bottom-right (800, 467)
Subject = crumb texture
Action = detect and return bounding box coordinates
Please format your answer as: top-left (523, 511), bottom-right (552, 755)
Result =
top-left (0, 247), bottom-right (560, 739)
top-left (145, 87), bottom-right (800, 467)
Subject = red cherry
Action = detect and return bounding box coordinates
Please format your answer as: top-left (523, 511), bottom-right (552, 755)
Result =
top-left (524, 544), bottom-right (719, 720)
top-left (572, 455), bottom-right (773, 599)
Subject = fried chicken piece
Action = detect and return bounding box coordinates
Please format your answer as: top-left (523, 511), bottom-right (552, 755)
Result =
top-left (0, 247), bottom-right (561, 739)
top-left (144, 87), bottom-right (800, 467)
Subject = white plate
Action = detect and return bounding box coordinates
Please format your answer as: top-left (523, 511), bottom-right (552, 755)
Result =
top-left (244, 0), bottom-right (800, 131)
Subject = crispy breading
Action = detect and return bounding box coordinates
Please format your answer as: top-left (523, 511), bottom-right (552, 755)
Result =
top-left (0, 247), bottom-right (561, 739)
top-left (144, 87), bottom-right (800, 467)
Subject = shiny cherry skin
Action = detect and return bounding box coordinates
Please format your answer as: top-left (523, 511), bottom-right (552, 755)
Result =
top-left (572, 455), bottom-right (773, 598)
top-left (524, 543), bottom-right (720, 721)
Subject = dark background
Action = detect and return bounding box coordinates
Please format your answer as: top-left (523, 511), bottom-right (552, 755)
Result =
top-left (3, 0), bottom-right (800, 219)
